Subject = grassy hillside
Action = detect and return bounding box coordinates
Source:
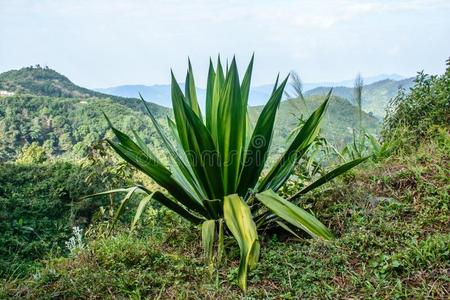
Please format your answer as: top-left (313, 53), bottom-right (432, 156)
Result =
top-left (1, 129), bottom-right (448, 298)
top-left (305, 78), bottom-right (414, 118)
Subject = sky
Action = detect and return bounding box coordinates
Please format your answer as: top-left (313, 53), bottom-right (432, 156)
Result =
top-left (1, 0), bottom-right (449, 88)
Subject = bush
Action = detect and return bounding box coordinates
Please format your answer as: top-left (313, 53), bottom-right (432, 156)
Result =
top-left (0, 160), bottom-right (132, 278)
top-left (382, 58), bottom-right (450, 145)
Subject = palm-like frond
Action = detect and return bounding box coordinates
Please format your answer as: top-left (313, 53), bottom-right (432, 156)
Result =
top-left (95, 56), bottom-right (367, 290)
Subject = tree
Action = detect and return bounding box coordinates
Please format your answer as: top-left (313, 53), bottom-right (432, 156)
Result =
top-left (16, 142), bottom-right (48, 164)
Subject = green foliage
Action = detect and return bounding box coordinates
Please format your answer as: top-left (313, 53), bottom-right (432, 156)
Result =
top-left (15, 142), bottom-right (49, 164)
top-left (0, 94), bottom-right (168, 161)
top-left (340, 128), bottom-right (398, 163)
top-left (382, 58), bottom-right (450, 145)
top-left (0, 160), bottom-right (133, 278)
top-left (103, 57), bottom-right (367, 290)
top-left (2, 129), bottom-right (449, 298)
top-left (339, 74), bottom-right (396, 163)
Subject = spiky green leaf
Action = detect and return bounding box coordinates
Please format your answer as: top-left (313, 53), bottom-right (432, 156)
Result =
top-left (205, 59), bottom-right (217, 130)
top-left (256, 189), bottom-right (333, 240)
top-left (217, 59), bottom-right (246, 194)
top-left (289, 156), bottom-right (369, 200)
top-left (209, 57), bottom-right (225, 143)
top-left (258, 90), bottom-right (332, 191)
top-left (176, 90), bottom-right (224, 204)
top-left (224, 194), bottom-right (260, 291)
top-left (238, 77), bottom-right (288, 196)
top-left (131, 193), bottom-right (154, 231)
top-left (185, 59), bottom-right (202, 119)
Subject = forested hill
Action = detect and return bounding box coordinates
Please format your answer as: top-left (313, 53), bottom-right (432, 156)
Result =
top-left (0, 66), bottom-right (169, 115)
top-left (251, 93), bottom-right (380, 148)
top-left (305, 78), bottom-right (415, 118)
top-left (0, 66), bottom-right (98, 98)
top-left (0, 66), bottom-right (380, 161)
top-left (0, 66), bottom-right (171, 161)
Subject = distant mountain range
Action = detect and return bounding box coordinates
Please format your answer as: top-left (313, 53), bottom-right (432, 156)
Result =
top-left (95, 73), bottom-right (412, 117)
top-left (305, 78), bottom-right (415, 118)
top-left (95, 83), bottom-right (288, 108)
top-left (96, 84), bottom-right (204, 108)
top-left (303, 73), bottom-right (407, 88)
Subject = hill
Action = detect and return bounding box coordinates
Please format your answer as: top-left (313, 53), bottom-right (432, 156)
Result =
top-left (0, 66), bottom-right (380, 161)
top-left (97, 84), bottom-right (207, 108)
top-left (305, 78), bottom-right (415, 118)
top-left (0, 66), bottom-right (105, 99)
top-left (252, 93), bottom-right (380, 150)
top-left (303, 73), bottom-right (406, 88)
top-left (0, 67), bottom-right (172, 161)
top-left (0, 66), bottom-right (170, 115)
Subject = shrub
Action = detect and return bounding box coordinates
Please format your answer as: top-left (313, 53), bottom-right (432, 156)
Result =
top-left (0, 160), bottom-right (132, 278)
top-left (100, 56), bottom-right (367, 290)
top-left (382, 58), bottom-right (450, 145)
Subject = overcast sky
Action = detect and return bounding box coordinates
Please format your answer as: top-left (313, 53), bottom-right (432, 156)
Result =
top-left (1, 0), bottom-right (449, 88)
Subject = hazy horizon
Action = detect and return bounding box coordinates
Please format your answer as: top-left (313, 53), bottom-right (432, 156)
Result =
top-left (1, 0), bottom-right (449, 88)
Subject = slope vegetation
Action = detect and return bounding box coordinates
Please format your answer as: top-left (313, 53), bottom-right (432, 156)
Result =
top-left (252, 94), bottom-right (380, 148)
top-left (305, 78), bottom-right (414, 118)
top-left (0, 67), bottom-right (170, 161)
top-left (0, 66), bottom-right (381, 160)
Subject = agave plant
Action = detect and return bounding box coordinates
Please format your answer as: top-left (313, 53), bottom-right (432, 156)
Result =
top-left (98, 56), bottom-right (367, 291)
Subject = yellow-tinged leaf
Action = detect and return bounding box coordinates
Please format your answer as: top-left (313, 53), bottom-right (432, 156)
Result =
top-left (201, 220), bottom-right (216, 265)
top-left (224, 194), bottom-right (260, 291)
top-left (131, 194), bottom-right (153, 231)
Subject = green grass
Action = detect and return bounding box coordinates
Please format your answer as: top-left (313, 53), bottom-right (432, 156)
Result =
top-left (2, 129), bottom-right (448, 299)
